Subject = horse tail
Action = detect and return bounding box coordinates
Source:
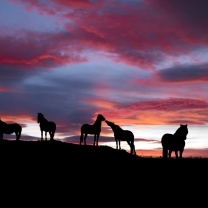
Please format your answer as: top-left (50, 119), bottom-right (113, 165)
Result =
top-left (161, 134), bottom-right (168, 159)
top-left (130, 132), bottom-right (136, 155)
top-left (131, 143), bottom-right (136, 155)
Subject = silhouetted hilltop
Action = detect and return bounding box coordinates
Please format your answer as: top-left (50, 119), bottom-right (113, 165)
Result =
top-left (1, 139), bottom-right (207, 169)
top-left (0, 139), bottom-right (206, 204)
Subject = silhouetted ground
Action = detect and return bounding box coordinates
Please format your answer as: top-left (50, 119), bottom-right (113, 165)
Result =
top-left (0, 139), bottom-right (207, 205)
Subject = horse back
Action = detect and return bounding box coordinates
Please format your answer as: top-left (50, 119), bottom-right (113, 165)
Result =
top-left (40, 121), bottom-right (56, 132)
top-left (1, 123), bottom-right (22, 134)
top-left (161, 133), bottom-right (185, 150)
top-left (161, 133), bottom-right (173, 147)
top-left (81, 124), bottom-right (101, 134)
top-left (114, 129), bottom-right (134, 141)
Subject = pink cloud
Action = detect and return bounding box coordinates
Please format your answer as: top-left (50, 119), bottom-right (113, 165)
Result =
top-left (122, 98), bottom-right (208, 111)
top-left (0, 87), bottom-right (13, 92)
top-left (9, 0), bottom-right (208, 69)
top-left (100, 98), bottom-right (208, 125)
top-left (0, 32), bottom-right (88, 71)
top-left (136, 148), bottom-right (208, 158)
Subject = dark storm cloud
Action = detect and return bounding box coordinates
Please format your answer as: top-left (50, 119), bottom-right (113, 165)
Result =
top-left (157, 64), bottom-right (208, 83)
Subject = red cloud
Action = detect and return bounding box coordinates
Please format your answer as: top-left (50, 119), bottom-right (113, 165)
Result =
top-left (123, 98), bottom-right (208, 111)
top-left (136, 148), bottom-right (208, 158)
top-left (0, 32), bottom-right (87, 71)
top-left (0, 87), bottom-right (13, 92)
top-left (9, 0), bottom-right (208, 69)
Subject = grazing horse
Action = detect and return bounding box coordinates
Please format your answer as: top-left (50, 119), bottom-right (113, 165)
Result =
top-left (37, 113), bottom-right (56, 141)
top-left (105, 120), bottom-right (136, 155)
top-left (80, 114), bottom-right (106, 146)
top-left (0, 118), bottom-right (22, 141)
top-left (161, 124), bottom-right (188, 159)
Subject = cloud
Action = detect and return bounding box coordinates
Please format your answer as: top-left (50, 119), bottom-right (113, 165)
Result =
top-left (0, 32), bottom-right (88, 71)
top-left (9, 0), bottom-right (208, 69)
top-left (121, 98), bottom-right (208, 111)
top-left (157, 64), bottom-right (208, 83)
top-left (0, 87), bottom-right (13, 92)
top-left (101, 98), bottom-right (208, 125)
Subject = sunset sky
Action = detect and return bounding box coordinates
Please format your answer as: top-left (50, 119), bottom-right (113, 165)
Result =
top-left (1, 0), bottom-right (208, 157)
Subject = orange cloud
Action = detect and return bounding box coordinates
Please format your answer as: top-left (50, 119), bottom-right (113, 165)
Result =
top-left (100, 98), bottom-right (208, 125)
top-left (135, 148), bottom-right (208, 158)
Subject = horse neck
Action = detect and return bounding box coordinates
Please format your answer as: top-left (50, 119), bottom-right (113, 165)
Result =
top-left (93, 118), bottom-right (102, 127)
top-left (111, 124), bottom-right (121, 132)
top-left (40, 117), bottom-right (48, 123)
top-left (174, 129), bottom-right (186, 139)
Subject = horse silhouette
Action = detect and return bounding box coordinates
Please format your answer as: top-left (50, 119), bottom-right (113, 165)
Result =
top-left (37, 113), bottom-right (56, 141)
top-left (0, 118), bottom-right (22, 141)
top-left (105, 120), bottom-right (136, 155)
top-left (80, 114), bottom-right (105, 146)
top-left (161, 124), bottom-right (188, 159)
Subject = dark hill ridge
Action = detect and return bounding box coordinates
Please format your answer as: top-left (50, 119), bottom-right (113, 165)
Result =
top-left (1, 139), bottom-right (207, 168)
top-left (0, 139), bottom-right (207, 203)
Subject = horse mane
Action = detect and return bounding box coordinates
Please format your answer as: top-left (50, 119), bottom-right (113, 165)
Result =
top-left (114, 124), bottom-right (123, 131)
top-left (38, 113), bottom-right (48, 122)
top-left (106, 120), bottom-right (123, 131)
top-left (174, 124), bottom-right (188, 140)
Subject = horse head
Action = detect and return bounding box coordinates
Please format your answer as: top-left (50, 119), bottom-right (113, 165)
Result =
top-left (105, 120), bottom-right (115, 127)
top-left (98, 114), bottom-right (106, 121)
top-left (37, 112), bottom-right (44, 123)
top-left (174, 124), bottom-right (188, 140)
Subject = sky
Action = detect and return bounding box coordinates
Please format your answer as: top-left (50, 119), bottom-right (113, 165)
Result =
top-left (1, 0), bottom-right (208, 158)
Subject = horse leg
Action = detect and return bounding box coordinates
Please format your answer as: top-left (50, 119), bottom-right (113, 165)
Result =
top-left (168, 150), bottom-right (172, 159)
top-left (45, 131), bottom-right (47, 141)
top-left (84, 133), bottom-right (87, 145)
top-left (127, 141), bottom-right (132, 154)
top-left (179, 150), bottom-right (183, 159)
top-left (93, 134), bottom-right (96, 146)
top-left (41, 130), bottom-right (43, 141)
top-left (96, 133), bottom-right (100, 146)
top-left (118, 139), bottom-right (121, 150)
top-left (18, 128), bottom-right (22, 140)
top-left (131, 142), bottom-right (136, 155)
top-left (51, 131), bottom-right (54, 140)
top-left (49, 131), bottom-right (52, 141)
top-left (15, 132), bottom-right (19, 141)
top-left (175, 151), bottom-right (178, 159)
top-left (162, 148), bottom-right (167, 159)
top-left (115, 139), bottom-right (118, 149)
